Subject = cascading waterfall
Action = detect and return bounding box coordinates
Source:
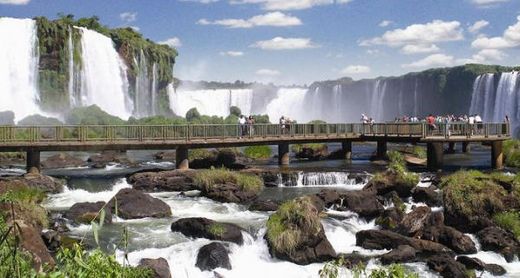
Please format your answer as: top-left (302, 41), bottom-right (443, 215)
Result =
top-left (68, 29), bottom-right (75, 107)
top-left (78, 27), bottom-right (132, 119)
top-left (493, 72), bottom-right (519, 122)
top-left (151, 63), bottom-right (157, 115)
top-left (264, 87), bottom-right (308, 122)
top-left (369, 80), bottom-right (387, 121)
top-left (413, 79), bottom-right (419, 116)
top-left (469, 73), bottom-right (495, 120)
top-left (0, 18), bottom-right (42, 121)
top-left (134, 50), bottom-right (157, 117)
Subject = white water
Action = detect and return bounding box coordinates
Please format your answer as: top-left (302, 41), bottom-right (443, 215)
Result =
top-left (264, 87), bottom-right (308, 122)
top-left (78, 27), bottom-right (132, 119)
top-left (0, 18), bottom-right (42, 121)
top-left (369, 80), bottom-right (387, 121)
top-left (281, 172), bottom-right (367, 189)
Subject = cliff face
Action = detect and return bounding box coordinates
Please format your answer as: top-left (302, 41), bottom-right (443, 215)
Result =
top-left (35, 15), bottom-right (177, 116)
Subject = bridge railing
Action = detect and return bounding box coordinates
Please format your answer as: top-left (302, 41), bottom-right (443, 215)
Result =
top-left (0, 123), bottom-right (510, 143)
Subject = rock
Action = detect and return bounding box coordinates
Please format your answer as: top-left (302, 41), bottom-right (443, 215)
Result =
top-left (398, 206), bottom-right (431, 236)
top-left (64, 201), bottom-right (112, 224)
top-left (421, 225), bottom-right (477, 254)
top-left (476, 226), bottom-right (520, 262)
top-left (456, 256), bottom-right (507, 276)
top-left (127, 170), bottom-right (197, 192)
top-left (340, 191), bottom-right (384, 219)
top-left (88, 151), bottom-right (132, 168)
top-left (356, 229), bottom-right (453, 256)
top-left (171, 217), bottom-right (244, 245)
top-left (201, 182), bottom-right (258, 204)
top-left (138, 258), bottom-right (172, 278)
top-left (295, 145), bottom-right (329, 160)
top-left (0, 173), bottom-right (64, 194)
top-left (18, 221), bottom-right (55, 270)
top-left (108, 189), bottom-right (171, 219)
top-left (41, 230), bottom-right (61, 252)
top-left (249, 199), bottom-right (279, 211)
top-left (261, 172), bottom-right (279, 187)
top-left (427, 253), bottom-right (468, 278)
top-left (195, 242), bottom-right (232, 271)
top-left (376, 208), bottom-right (403, 230)
top-left (363, 171), bottom-right (415, 198)
top-left (338, 252), bottom-right (373, 269)
top-left (190, 150), bottom-right (250, 170)
top-left (41, 153), bottom-right (87, 169)
top-left (380, 245), bottom-right (417, 264)
top-left (316, 189), bottom-right (341, 208)
top-left (154, 151), bottom-right (176, 161)
top-left (412, 186), bottom-right (442, 207)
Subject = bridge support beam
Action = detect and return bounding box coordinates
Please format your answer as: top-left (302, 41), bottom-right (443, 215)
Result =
top-left (376, 141), bottom-right (387, 159)
top-left (342, 141), bottom-right (352, 160)
top-left (491, 141), bottom-right (504, 170)
top-left (427, 143), bottom-right (444, 170)
top-left (278, 143), bottom-right (290, 165)
top-left (26, 150), bottom-right (40, 172)
top-left (462, 142), bottom-right (470, 153)
top-left (176, 146), bottom-right (189, 170)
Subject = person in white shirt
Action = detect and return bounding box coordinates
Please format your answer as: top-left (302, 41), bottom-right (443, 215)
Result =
top-left (238, 115), bottom-right (246, 137)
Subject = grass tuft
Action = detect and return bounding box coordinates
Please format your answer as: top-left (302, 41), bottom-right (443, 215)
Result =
top-left (244, 146), bottom-right (272, 160)
top-left (194, 168), bottom-right (263, 193)
top-left (493, 211), bottom-right (520, 240)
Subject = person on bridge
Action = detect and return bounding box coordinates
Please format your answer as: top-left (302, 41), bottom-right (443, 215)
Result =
top-left (427, 114), bottom-right (436, 132)
top-left (279, 116), bottom-right (286, 134)
top-left (238, 115), bottom-right (247, 138)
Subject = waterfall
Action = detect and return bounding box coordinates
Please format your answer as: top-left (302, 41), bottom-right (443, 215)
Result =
top-left (332, 84), bottom-right (342, 121)
top-left (413, 79), bottom-right (419, 116)
top-left (279, 172), bottom-right (367, 190)
top-left (68, 30), bottom-right (75, 107)
top-left (151, 63), bottom-right (157, 115)
top-left (265, 88), bottom-right (308, 122)
top-left (0, 18), bottom-right (41, 121)
top-left (134, 50), bottom-right (152, 117)
top-left (493, 72), bottom-right (519, 122)
top-left (469, 73), bottom-right (495, 120)
top-left (78, 27), bottom-right (132, 119)
top-left (369, 80), bottom-right (387, 121)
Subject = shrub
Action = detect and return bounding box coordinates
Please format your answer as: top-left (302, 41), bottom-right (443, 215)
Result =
top-left (186, 108), bottom-right (201, 122)
top-left (387, 150), bottom-right (419, 187)
top-left (503, 139), bottom-right (520, 168)
top-left (266, 196), bottom-right (321, 253)
top-left (230, 106), bottom-right (241, 117)
top-left (193, 168), bottom-right (263, 193)
top-left (493, 211), bottom-right (520, 240)
top-left (208, 223), bottom-right (226, 237)
top-left (244, 145), bottom-right (272, 159)
top-left (189, 149), bottom-right (215, 161)
top-left (412, 146), bottom-right (427, 159)
top-left (319, 260), bottom-right (418, 278)
top-left (0, 187), bottom-right (48, 228)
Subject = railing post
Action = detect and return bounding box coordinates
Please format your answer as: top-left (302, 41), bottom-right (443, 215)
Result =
top-left (485, 124), bottom-right (489, 138)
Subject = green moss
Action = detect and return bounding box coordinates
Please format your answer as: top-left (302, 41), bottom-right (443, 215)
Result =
top-left (193, 168), bottom-right (263, 194)
top-left (368, 264), bottom-right (419, 278)
top-left (208, 223), bottom-right (226, 237)
top-left (244, 146), bottom-right (272, 159)
top-left (189, 149), bottom-right (215, 161)
top-left (493, 211), bottom-right (520, 240)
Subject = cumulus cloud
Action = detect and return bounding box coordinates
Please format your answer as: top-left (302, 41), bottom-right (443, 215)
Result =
top-left (468, 20), bottom-right (489, 33)
top-left (159, 37), bottom-right (182, 48)
top-left (360, 20), bottom-right (464, 47)
top-left (197, 12), bottom-right (302, 28)
top-left (470, 0), bottom-right (509, 7)
top-left (379, 20), bottom-right (393, 27)
top-left (402, 53), bottom-right (455, 68)
top-left (256, 68), bottom-right (281, 76)
top-left (471, 16), bottom-right (520, 49)
top-left (220, 51), bottom-right (244, 56)
top-left (229, 0), bottom-right (352, 11)
top-left (120, 12), bottom-right (137, 23)
top-left (0, 0), bottom-right (29, 4)
top-left (340, 65), bottom-right (371, 75)
top-left (251, 37), bottom-right (319, 50)
top-left (401, 44), bottom-right (440, 54)
top-left (459, 49), bottom-right (506, 64)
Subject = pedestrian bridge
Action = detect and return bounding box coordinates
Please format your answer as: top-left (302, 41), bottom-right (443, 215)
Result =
top-left (0, 123), bottom-right (510, 170)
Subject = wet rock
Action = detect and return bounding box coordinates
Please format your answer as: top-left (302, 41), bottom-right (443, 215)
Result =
top-left (0, 173), bottom-right (64, 194)
top-left (41, 230), bottom-right (61, 252)
top-left (41, 153), bottom-right (86, 169)
top-left (337, 252), bottom-right (373, 269)
top-left (201, 182), bottom-right (258, 204)
top-left (456, 256), bottom-right (507, 276)
top-left (412, 186), bottom-right (442, 207)
top-left (363, 171), bottom-right (415, 198)
top-left (261, 172), bottom-right (279, 187)
top-left (380, 245), bottom-right (417, 264)
top-left (249, 199), bottom-right (279, 211)
top-left (397, 206), bottom-right (431, 236)
top-left (195, 242), bottom-right (232, 271)
top-left (295, 145), bottom-right (329, 161)
top-left (427, 253), bottom-right (468, 278)
top-left (191, 150), bottom-right (250, 170)
top-left (64, 201), bottom-right (112, 225)
top-left (138, 258), bottom-right (172, 278)
top-left (127, 169), bottom-right (197, 192)
top-left (376, 207), bottom-right (403, 230)
top-left (316, 189), bottom-right (341, 208)
top-left (476, 226), bottom-right (520, 262)
top-left (18, 221), bottom-right (55, 270)
top-left (340, 191), bottom-right (384, 219)
top-left (421, 225), bottom-right (477, 254)
top-left (108, 188), bottom-right (171, 219)
top-left (154, 151), bottom-right (176, 161)
top-left (87, 151), bottom-right (132, 168)
top-left (171, 217), bottom-right (243, 245)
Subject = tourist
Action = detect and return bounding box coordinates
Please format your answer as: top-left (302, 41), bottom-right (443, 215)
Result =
top-left (505, 115), bottom-right (510, 123)
top-left (239, 115), bottom-right (246, 138)
top-left (247, 116), bottom-right (255, 136)
top-left (427, 114), bottom-right (436, 132)
top-left (444, 115), bottom-right (451, 137)
top-left (280, 116), bottom-right (286, 134)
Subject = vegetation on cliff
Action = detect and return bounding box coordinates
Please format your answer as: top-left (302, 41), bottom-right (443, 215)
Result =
top-left (503, 139), bottom-right (520, 168)
top-left (244, 146), bottom-right (272, 159)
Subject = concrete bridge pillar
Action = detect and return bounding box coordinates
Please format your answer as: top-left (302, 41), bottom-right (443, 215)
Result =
top-left (376, 141), bottom-right (387, 159)
top-left (447, 142), bottom-right (456, 153)
top-left (176, 146), bottom-right (189, 170)
top-left (491, 141), bottom-right (504, 170)
top-left (342, 141), bottom-right (352, 160)
top-left (462, 142), bottom-right (470, 153)
top-left (26, 150), bottom-right (40, 172)
top-left (427, 143), bottom-right (444, 170)
top-left (278, 143), bottom-right (290, 165)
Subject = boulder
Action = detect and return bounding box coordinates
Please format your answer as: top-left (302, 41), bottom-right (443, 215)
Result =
top-left (397, 206), bottom-right (431, 236)
top-left (412, 186), bottom-right (443, 207)
top-left (456, 256), bottom-right (507, 276)
top-left (261, 172), bottom-right (280, 187)
top-left (295, 145), bottom-right (329, 160)
top-left (18, 221), bottom-right (55, 270)
top-left (375, 207), bottom-right (403, 230)
top-left (41, 153), bottom-right (86, 169)
top-left (64, 201), bottom-right (111, 225)
top-left (337, 252), bottom-right (374, 269)
top-left (249, 199), bottom-right (279, 211)
top-left (108, 189), bottom-right (171, 219)
top-left (41, 230), bottom-right (61, 252)
top-left (154, 151), bottom-right (176, 161)
top-left (138, 258), bottom-right (172, 278)
top-left (88, 151), bottom-right (132, 168)
top-left (340, 191), bottom-right (385, 219)
top-left (195, 242), bottom-right (232, 271)
top-left (315, 189), bottom-right (341, 208)
top-left (476, 226), bottom-right (520, 262)
top-left (426, 254), bottom-right (468, 278)
top-left (356, 229), bottom-right (453, 256)
top-left (363, 171), bottom-right (416, 198)
top-left (171, 217), bottom-right (243, 245)
top-left (0, 173), bottom-right (64, 194)
top-left (421, 225), bottom-right (477, 254)
top-left (380, 245), bottom-right (417, 264)
top-left (201, 182), bottom-right (258, 204)
top-left (127, 170), bottom-right (197, 192)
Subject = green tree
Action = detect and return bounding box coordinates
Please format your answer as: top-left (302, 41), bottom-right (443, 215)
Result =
top-left (230, 106), bottom-right (242, 117)
top-left (186, 108), bottom-right (201, 122)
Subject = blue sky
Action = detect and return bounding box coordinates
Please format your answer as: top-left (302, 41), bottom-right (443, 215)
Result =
top-left (1, 0), bottom-right (520, 84)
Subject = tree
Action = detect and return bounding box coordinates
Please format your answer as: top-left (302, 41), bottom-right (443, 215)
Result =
top-left (186, 108), bottom-right (201, 122)
top-left (230, 106), bottom-right (241, 117)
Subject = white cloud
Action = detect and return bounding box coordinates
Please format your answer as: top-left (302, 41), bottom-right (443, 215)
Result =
top-left (366, 49), bottom-right (380, 55)
top-left (379, 20), bottom-right (393, 27)
top-left (459, 48), bottom-right (506, 63)
top-left (471, 16), bottom-right (520, 49)
top-left (159, 37), bottom-right (182, 48)
top-left (340, 65), bottom-right (371, 75)
top-left (120, 12), bottom-right (137, 23)
top-left (229, 0), bottom-right (352, 11)
top-left (468, 20), bottom-right (489, 33)
top-left (197, 12), bottom-right (302, 28)
top-left (220, 51), bottom-right (244, 56)
top-left (470, 0), bottom-right (509, 7)
top-left (129, 26), bottom-right (140, 32)
top-left (402, 53), bottom-right (455, 68)
top-left (251, 37), bottom-right (319, 50)
top-left (256, 68), bottom-right (281, 76)
top-left (360, 20), bottom-right (464, 47)
top-left (0, 0), bottom-right (29, 4)
top-left (179, 0), bottom-right (219, 3)
top-left (401, 44), bottom-right (440, 54)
